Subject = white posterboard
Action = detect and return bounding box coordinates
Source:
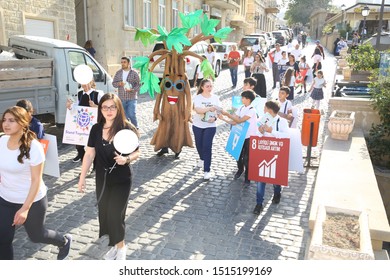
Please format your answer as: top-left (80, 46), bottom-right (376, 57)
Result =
top-left (42, 134), bottom-right (60, 178)
top-left (62, 106), bottom-right (98, 146)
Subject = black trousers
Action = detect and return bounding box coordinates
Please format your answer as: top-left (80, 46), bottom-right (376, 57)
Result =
top-left (236, 138), bottom-right (250, 181)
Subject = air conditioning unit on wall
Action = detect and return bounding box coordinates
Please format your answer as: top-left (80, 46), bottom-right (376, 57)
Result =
top-left (202, 4), bottom-right (210, 13)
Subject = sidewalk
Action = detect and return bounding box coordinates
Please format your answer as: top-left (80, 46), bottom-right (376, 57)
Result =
top-left (12, 42), bottom-right (336, 260)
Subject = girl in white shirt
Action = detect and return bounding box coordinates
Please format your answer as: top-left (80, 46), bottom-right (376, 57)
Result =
top-left (205, 45), bottom-right (216, 67)
top-left (309, 70), bottom-right (327, 109)
top-left (192, 79), bottom-right (221, 180)
top-left (243, 50), bottom-right (254, 78)
top-left (0, 106), bottom-right (71, 260)
top-left (282, 67), bottom-right (296, 100)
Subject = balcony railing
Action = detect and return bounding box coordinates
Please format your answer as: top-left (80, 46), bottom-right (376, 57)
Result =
top-left (265, 0), bottom-right (280, 14)
top-left (205, 0), bottom-right (240, 10)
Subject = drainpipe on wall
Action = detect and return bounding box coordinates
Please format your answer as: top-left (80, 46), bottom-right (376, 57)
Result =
top-left (84, 0), bottom-right (88, 41)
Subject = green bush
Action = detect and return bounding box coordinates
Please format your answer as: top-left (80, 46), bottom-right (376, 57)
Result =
top-left (346, 44), bottom-right (381, 71)
top-left (366, 64), bottom-right (390, 168)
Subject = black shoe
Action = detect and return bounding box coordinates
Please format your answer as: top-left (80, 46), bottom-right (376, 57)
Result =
top-left (272, 193), bottom-right (281, 204)
top-left (157, 148), bottom-right (169, 157)
top-left (72, 155), bottom-right (82, 163)
top-left (174, 152), bottom-right (181, 159)
top-left (272, 86), bottom-right (276, 89)
top-left (253, 204), bottom-right (263, 215)
top-left (234, 170), bottom-right (243, 180)
top-left (296, 90), bottom-right (302, 94)
top-left (57, 234), bottom-right (72, 260)
top-left (243, 180), bottom-right (251, 187)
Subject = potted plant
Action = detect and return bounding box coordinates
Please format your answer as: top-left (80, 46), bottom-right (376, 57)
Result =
top-left (328, 110), bottom-right (355, 140)
top-left (308, 205), bottom-right (374, 260)
top-left (345, 44), bottom-right (380, 81)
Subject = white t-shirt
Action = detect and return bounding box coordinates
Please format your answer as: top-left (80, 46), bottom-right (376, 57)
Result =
top-left (279, 100), bottom-right (292, 114)
top-left (0, 136), bottom-right (47, 204)
top-left (192, 94), bottom-right (221, 129)
top-left (313, 77), bottom-right (326, 89)
top-left (122, 70), bottom-right (130, 82)
top-left (262, 115), bottom-right (289, 138)
top-left (290, 49), bottom-right (302, 62)
top-left (237, 105), bottom-right (259, 139)
top-left (205, 52), bottom-right (215, 65)
top-left (243, 56), bottom-right (254, 67)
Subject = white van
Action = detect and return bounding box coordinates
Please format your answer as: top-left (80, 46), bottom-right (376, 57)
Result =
top-left (2, 35), bottom-right (114, 124)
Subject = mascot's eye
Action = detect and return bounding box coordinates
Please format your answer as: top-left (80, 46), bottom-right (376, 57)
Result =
top-left (164, 78), bottom-right (173, 90)
top-left (174, 80), bottom-right (186, 92)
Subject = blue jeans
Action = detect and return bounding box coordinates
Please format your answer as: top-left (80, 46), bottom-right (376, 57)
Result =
top-left (192, 126), bottom-right (216, 172)
top-left (122, 99), bottom-right (138, 128)
top-left (229, 66), bottom-right (238, 87)
top-left (256, 182), bottom-right (282, 205)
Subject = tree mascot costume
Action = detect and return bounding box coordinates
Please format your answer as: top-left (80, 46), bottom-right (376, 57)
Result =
top-left (133, 10), bottom-right (232, 156)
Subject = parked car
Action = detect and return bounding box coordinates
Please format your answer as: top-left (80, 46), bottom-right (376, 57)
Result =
top-left (211, 42), bottom-right (244, 67)
top-left (150, 41), bottom-right (222, 86)
top-left (272, 31), bottom-right (286, 46)
top-left (265, 32), bottom-right (276, 48)
top-left (239, 34), bottom-right (269, 57)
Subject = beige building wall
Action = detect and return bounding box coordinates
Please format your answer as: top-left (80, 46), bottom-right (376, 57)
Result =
top-left (0, 0), bottom-right (76, 43)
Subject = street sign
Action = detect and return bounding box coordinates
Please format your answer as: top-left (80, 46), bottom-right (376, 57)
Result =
top-left (248, 136), bottom-right (290, 186)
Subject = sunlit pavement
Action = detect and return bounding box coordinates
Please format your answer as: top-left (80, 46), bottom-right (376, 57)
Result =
top-left (13, 42), bottom-right (337, 260)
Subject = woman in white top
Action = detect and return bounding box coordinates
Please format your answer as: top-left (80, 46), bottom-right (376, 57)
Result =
top-left (243, 50), bottom-right (254, 78)
top-left (192, 79), bottom-right (221, 180)
top-left (250, 53), bottom-right (269, 98)
top-left (312, 48), bottom-right (323, 78)
top-left (205, 45), bottom-right (215, 67)
top-left (0, 106), bottom-right (71, 260)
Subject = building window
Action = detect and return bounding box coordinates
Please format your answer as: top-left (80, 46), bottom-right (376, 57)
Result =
top-left (184, 3), bottom-right (190, 15)
top-left (124, 0), bottom-right (135, 27)
top-left (159, 0), bottom-right (166, 27)
top-left (143, 0), bottom-right (151, 28)
top-left (172, 1), bottom-right (179, 28)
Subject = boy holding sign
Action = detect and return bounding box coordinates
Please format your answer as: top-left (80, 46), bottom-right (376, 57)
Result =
top-left (219, 90), bottom-right (258, 187)
top-left (254, 100), bottom-right (289, 215)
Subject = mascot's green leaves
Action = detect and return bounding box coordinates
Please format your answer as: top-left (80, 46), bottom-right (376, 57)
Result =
top-left (135, 28), bottom-right (158, 46)
top-left (133, 56), bottom-right (150, 78)
top-left (214, 27), bottom-right (234, 44)
top-left (200, 14), bottom-right (219, 36)
top-left (200, 60), bottom-right (215, 80)
top-left (165, 28), bottom-right (191, 53)
top-left (179, 9), bottom-right (203, 29)
top-left (140, 71), bottom-right (161, 98)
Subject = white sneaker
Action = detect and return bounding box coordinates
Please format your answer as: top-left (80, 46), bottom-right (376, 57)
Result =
top-left (204, 172), bottom-right (212, 180)
top-left (115, 245), bottom-right (127, 260)
top-left (197, 159), bottom-right (204, 168)
top-left (104, 246), bottom-right (117, 260)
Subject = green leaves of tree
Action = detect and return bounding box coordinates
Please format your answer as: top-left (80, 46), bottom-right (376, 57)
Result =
top-left (200, 59), bottom-right (215, 80)
top-left (134, 28), bottom-right (159, 46)
top-left (140, 71), bottom-right (161, 98)
top-left (156, 26), bottom-right (191, 53)
top-left (200, 14), bottom-right (219, 36)
top-left (179, 9), bottom-right (203, 29)
top-left (133, 56), bottom-right (160, 98)
top-left (213, 27), bottom-right (234, 43)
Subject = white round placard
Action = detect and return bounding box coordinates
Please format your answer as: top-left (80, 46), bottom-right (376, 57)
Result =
top-left (113, 129), bottom-right (139, 154)
top-left (73, 64), bottom-right (93, 85)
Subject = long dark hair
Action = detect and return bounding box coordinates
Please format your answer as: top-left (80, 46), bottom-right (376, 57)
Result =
top-left (97, 93), bottom-right (138, 140)
top-left (197, 79), bottom-right (212, 95)
top-left (2, 106), bottom-right (36, 163)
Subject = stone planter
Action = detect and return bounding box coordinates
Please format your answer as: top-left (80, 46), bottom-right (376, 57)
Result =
top-left (350, 70), bottom-right (371, 82)
top-left (339, 49), bottom-right (348, 58)
top-left (338, 58), bottom-right (347, 68)
top-left (308, 205), bottom-right (374, 260)
top-left (342, 66), bottom-right (351, 80)
top-left (328, 110), bottom-right (355, 140)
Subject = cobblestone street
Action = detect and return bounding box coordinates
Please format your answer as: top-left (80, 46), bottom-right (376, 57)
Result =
top-left (13, 43), bottom-right (337, 260)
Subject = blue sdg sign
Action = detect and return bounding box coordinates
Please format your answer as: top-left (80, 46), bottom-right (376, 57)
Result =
top-left (77, 110), bottom-right (92, 128)
top-left (225, 121), bottom-right (250, 161)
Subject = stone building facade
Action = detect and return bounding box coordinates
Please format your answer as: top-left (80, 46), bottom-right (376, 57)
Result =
top-left (0, 0), bottom-right (77, 45)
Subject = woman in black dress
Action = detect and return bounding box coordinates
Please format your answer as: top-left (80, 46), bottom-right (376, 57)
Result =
top-left (78, 93), bottom-right (140, 260)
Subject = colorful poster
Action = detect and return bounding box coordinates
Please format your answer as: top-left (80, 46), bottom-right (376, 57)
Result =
top-left (62, 106), bottom-right (98, 146)
top-left (248, 136), bottom-right (290, 186)
top-left (225, 121), bottom-right (250, 161)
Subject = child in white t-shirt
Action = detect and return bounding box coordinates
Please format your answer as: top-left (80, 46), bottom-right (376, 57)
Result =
top-left (309, 70), bottom-right (326, 109)
top-left (219, 90), bottom-right (258, 187)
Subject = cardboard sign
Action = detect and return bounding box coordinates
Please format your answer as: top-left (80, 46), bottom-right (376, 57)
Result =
top-left (225, 121), bottom-right (250, 161)
top-left (248, 136), bottom-right (290, 186)
top-left (232, 95), bottom-right (243, 109)
top-left (62, 106), bottom-right (98, 146)
top-left (42, 134), bottom-right (60, 178)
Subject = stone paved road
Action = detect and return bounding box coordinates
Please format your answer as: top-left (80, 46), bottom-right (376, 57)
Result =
top-left (12, 43), bottom-right (336, 260)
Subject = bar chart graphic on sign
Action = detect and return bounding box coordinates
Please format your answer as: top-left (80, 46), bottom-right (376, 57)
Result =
top-left (258, 155), bottom-right (278, 179)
